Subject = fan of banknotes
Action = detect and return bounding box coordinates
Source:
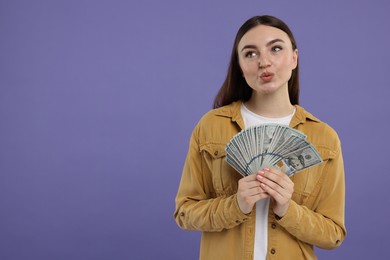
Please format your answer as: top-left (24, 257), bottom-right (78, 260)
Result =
top-left (225, 124), bottom-right (323, 177)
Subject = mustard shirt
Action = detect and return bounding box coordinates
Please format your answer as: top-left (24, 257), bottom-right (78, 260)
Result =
top-left (174, 101), bottom-right (346, 260)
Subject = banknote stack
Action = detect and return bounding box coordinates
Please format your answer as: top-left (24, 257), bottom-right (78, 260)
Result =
top-left (225, 124), bottom-right (323, 177)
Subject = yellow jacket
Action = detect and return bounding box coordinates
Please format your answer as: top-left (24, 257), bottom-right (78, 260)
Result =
top-left (174, 101), bottom-right (346, 260)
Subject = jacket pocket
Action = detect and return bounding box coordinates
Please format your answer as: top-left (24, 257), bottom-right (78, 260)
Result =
top-left (290, 146), bottom-right (336, 205)
top-left (200, 143), bottom-right (241, 196)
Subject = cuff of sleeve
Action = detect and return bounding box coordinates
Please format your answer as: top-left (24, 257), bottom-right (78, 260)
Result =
top-left (275, 200), bottom-right (301, 231)
top-left (229, 194), bottom-right (251, 224)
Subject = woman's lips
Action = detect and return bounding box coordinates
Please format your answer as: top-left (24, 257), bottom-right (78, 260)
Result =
top-left (260, 72), bottom-right (274, 82)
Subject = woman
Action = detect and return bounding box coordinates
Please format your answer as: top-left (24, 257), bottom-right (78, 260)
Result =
top-left (174, 15), bottom-right (346, 260)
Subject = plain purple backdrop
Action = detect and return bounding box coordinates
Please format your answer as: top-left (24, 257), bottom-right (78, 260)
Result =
top-left (1, 0), bottom-right (389, 259)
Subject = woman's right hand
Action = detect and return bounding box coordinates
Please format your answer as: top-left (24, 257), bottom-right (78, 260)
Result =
top-left (236, 173), bottom-right (269, 214)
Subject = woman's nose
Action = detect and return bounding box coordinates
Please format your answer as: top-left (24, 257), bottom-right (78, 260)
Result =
top-left (258, 54), bottom-right (271, 68)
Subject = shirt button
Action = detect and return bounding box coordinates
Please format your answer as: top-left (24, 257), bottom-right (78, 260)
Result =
top-left (214, 151), bottom-right (219, 156)
top-left (270, 248), bottom-right (276, 254)
top-left (180, 212), bottom-right (185, 217)
top-left (271, 223), bottom-right (277, 229)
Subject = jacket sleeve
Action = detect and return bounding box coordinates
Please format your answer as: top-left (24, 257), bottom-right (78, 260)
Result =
top-left (174, 125), bottom-right (249, 232)
top-left (276, 136), bottom-right (346, 249)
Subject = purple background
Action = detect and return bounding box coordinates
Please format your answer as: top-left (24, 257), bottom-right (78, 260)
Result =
top-left (1, 0), bottom-right (389, 259)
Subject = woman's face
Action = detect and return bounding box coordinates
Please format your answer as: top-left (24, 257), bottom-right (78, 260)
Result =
top-left (237, 25), bottom-right (298, 96)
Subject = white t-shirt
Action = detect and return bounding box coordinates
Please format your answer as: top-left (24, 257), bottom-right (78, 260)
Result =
top-left (240, 103), bottom-right (295, 260)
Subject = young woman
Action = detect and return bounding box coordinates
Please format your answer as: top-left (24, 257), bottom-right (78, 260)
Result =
top-left (174, 15), bottom-right (346, 260)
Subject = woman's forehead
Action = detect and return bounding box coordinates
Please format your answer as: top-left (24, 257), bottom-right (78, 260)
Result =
top-left (238, 25), bottom-right (292, 48)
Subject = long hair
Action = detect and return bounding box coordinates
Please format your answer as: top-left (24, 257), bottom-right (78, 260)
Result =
top-left (213, 15), bottom-right (300, 108)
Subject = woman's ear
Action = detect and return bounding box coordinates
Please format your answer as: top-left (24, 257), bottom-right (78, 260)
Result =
top-left (292, 49), bottom-right (298, 69)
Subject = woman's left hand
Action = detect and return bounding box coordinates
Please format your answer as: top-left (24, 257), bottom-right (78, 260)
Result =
top-left (256, 167), bottom-right (294, 218)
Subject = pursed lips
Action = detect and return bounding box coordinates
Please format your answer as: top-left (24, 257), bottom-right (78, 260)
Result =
top-left (259, 72), bottom-right (274, 81)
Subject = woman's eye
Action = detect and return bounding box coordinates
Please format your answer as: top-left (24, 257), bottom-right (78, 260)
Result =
top-left (244, 51), bottom-right (257, 58)
top-left (272, 46), bottom-right (282, 52)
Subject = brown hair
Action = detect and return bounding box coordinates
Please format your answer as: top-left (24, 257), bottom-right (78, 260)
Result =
top-left (213, 15), bottom-right (299, 108)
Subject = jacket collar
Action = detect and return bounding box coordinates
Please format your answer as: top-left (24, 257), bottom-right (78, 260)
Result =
top-left (290, 105), bottom-right (321, 127)
top-left (214, 101), bottom-right (321, 129)
top-left (214, 101), bottom-right (245, 129)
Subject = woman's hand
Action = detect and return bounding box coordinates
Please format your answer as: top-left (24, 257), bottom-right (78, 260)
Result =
top-left (236, 174), bottom-right (269, 214)
top-left (257, 167), bottom-right (294, 218)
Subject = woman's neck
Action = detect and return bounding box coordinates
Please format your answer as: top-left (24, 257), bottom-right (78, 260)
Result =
top-left (244, 92), bottom-right (294, 118)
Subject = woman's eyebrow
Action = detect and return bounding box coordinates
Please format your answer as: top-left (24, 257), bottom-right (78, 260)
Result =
top-left (266, 38), bottom-right (285, 46)
top-left (240, 45), bottom-right (257, 52)
top-left (240, 39), bottom-right (286, 52)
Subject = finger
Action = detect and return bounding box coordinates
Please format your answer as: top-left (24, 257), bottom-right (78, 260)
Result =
top-left (257, 172), bottom-right (292, 199)
top-left (260, 182), bottom-right (286, 201)
top-left (258, 168), bottom-right (291, 190)
top-left (256, 171), bottom-right (284, 190)
top-left (252, 192), bottom-right (270, 202)
top-left (239, 174), bottom-right (267, 190)
top-left (266, 166), bottom-right (285, 175)
top-left (241, 173), bottom-right (260, 182)
top-left (239, 181), bottom-right (266, 196)
top-left (249, 184), bottom-right (267, 196)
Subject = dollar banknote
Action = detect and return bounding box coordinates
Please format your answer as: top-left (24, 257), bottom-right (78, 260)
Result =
top-left (225, 124), bottom-right (323, 177)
